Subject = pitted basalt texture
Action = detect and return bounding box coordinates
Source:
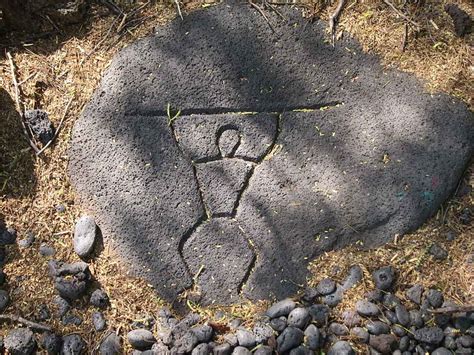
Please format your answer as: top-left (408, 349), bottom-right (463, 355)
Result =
top-left (69, 0), bottom-right (474, 305)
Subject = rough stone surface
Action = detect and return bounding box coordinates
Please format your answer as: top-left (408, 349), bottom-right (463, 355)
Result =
top-left (61, 334), bottom-right (86, 355)
top-left (327, 341), bottom-right (355, 355)
top-left (99, 333), bottom-right (121, 355)
top-left (73, 215), bottom-right (97, 258)
top-left (24, 109), bottom-right (54, 145)
top-left (127, 329), bottom-right (156, 350)
top-left (4, 328), bottom-right (36, 355)
top-left (69, 0), bottom-right (474, 305)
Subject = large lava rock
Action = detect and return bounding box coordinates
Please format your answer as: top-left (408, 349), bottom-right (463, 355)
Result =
top-left (69, 0), bottom-right (474, 305)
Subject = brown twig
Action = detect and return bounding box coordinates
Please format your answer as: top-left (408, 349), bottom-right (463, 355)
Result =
top-left (401, 23), bottom-right (408, 52)
top-left (249, 1), bottom-right (275, 33)
top-left (6, 52), bottom-right (40, 154)
top-left (383, 0), bottom-right (420, 28)
top-left (0, 314), bottom-right (51, 332)
top-left (36, 97), bottom-right (74, 156)
top-left (329, 0), bottom-right (347, 44)
top-left (173, 0), bottom-right (183, 20)
top-left (429, 305), bottom-right (474, 314)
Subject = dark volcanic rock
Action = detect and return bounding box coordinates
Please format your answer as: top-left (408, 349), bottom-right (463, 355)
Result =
top-left (253, 322), bottom-right (273, 344)
top-left (372, 266), bottom-right (395, 291)
top-left (315, 278), bottom-right (336, 295)
top-left (40, 333), bottom-right (62, 355)
top-left (0, 227), bottom-right (16, 245)
top-left (287, 307), bottom-right (310, 329)
top-left (0, 289), bottom-right (9, 311)
top-left (341, 265), bottom-right (363, 290)
top-left (308, 304), bottom-right (330, 327)
top-left (366, 321), bottom-right (390, 335)
top-left (24, 110), bottom-right (54, 144)
top-left (4, 328), bottom-right (36, 355)
top-left (369, 334), bottom-right (397, 354)
top-left (414, 327), bottom-right (444, 345)
top-left (426, 289), bottom-right (444, 308)
top-left (39, 244), bottom-right (56, 257)
top-left (69, 0), bottom-right (474, 305)
top-left (356, 300), bottom-right (379, 317)
top-left (428, 244), bottom-right (448, 260)
top-left (90, 289), bottom-right (109, 309)
top-left (267, 299), bottom-right (296, 318)
top-left (328, 341), bottom-right (355, 355)
top-left (445, 4), bottom-right (472, 37)
top-left (61, 334), bottom-right (86, 355)
top-left (236, 328), bottom-right (256, 348)
top-left (406, 284), bottom-right (423, 305)
top-left (127, 329), bottom-right (156, 350)
top-left (99, 333), bottom-right (122, 355)
top-left (277, 327), bottom-right (304, 353)
top-left (304, 324), bottom-right (321, 350)
top-left (351, 327), bottom-right (369, 343)
top-left (322, 285), bottom-right (344, 307)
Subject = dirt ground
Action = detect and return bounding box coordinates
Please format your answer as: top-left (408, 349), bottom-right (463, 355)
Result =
top-left (0, 0), bottom-right (473, 353)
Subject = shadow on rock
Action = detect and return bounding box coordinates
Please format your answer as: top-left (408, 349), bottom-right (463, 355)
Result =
top-left (0, 88), bottom-right (35, 197)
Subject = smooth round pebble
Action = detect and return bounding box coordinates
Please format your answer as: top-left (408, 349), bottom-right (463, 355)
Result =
top-left (266, 299), bottom-right (296, 318)
top-left (277, 326), bottom-right (304, 353)
top-left (304, 324), bottom-right (321, 350)
top-left (287, 307), bottom-right (311, 329)
top-left (232, 346), bottom-right (251, 355)
top-left (93, 312), bottom-right (107, 331)
top-left (73, 215), bottom-right (97, 258)
top-left (327, 341), bottom-right (355, 355)
top-left (350, 327), bottom-right (369, 343)
top-left (99, 333), bottom-right (121, 355)
top-left (127, 329), bottom-right (156, 350)
top-left (315, 278), bottom-right (336, 295)
top-left (356, 300), bottom-right (379, 317)
top-left (236, 328), bottom-right (256, 348)
top-left (366, 321), bottom-right (390, 335)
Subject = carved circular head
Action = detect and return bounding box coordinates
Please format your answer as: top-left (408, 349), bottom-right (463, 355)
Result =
top-left (69, 1), bottom-right (474, 305)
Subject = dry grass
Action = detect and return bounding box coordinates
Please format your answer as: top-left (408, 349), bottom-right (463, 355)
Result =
top-left (0, 0), bottom-right (472, 352)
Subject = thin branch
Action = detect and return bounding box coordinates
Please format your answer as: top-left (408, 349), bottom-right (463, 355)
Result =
top-left (249, 1), bottom-right (275, 33)
top-left (329, 0), bottom-right (347, 44)
top-left (6, 52), bottom-right (40, 154)
top-left (401, 23), bottom-right (408, 52)
top-left (36, 97), bottom-right (74, 156)
top-left (383, 0), bottom-right (420, 28)
top-left (0, 314), bottom-right (52, 332)
top-left (173, 0), bottom-right (183, 20)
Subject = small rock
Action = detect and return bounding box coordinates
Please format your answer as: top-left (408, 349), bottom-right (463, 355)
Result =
top-left (99, 332), bottom-right (122, 355)
top-left (351, 327), bottom-right (369, 343)
top-left (395, 304), bottom-right (410, 327)
top-left (328, 341), bottom-right (355, 355)
top-left (307, 304), bottom-right (330, 327)
top-left (37, 304), bottom-right (51, 321)
top-left (24, 109), bottom-right (54, 144)
top-left (56, 204), bottom-right (66, 213)
top-left (236, 329), bottom-right (256, 348)
top-left (127, 329), bottom-right (156, 350)
top-left (229, 318), bottom-right (242, 329)
top-left (342, 309), bottom-right (361, 327)
top-left (277, 327), bottom-right (304, 353)
top-left (431, 348), bottom-right (452, 355)
top-left (445, 230), bottom-right (457, 241)
top-left (266, 299), bottom-right (296, 318)
top-left (459, 207), bottom-right (473, 225)
top-left (270, 317), bottom-right (287, 332)
top-left (414, 327), bottom-right (444, 345)
top-left (192, 325), bottom-right (213, 343)
top-left (372, 266), bottom-right (395, 291)
top-left (62, 334), bottom-right (86, 355)
top-left (458, 335), bottom-right (474, 347)
top-left (90, 289), bottom-right (109, 309)
top-left (392, 324), bottom-right (407, 337)
top-left (223, 334), bottom-right (238, 347)
top-left (382, 293), bottom-right (401, 309)
top-left (443, 336), bottom-right (456, 350)
top-left (62, 313), bottom-right (83, 326)
top-left (287, 307), bottom-right (310, 329)
top-left (315, 278), bottom-right (336, 295)
top-left (365, 289), bottom-right (384, 303)
top-left (369, 334), bottom-right (397, 354)
top-left (429, 244), bottom-right (448, 261)
top-left (53, 296), bottom-right (70, 317)
top-left (366, 321), bottom-right (390, 335)
top-left (18, 232), bottom-right (35, 248)
top-left (304, 324), bottom-right (320, 350)
top-left (384, 310), bottom-right (398, 324)
top-left (73, 215), bottom-right (98, 258)
top-left (342, 265), bottom-right (363, 290)
top-left (453, 315), bottom-right (471, 331)
top-left (328, 322), bottom-right (349, 336)
top-left (174, 331), bottom-right (199, 353)
top-left (253, 322), bottom-right (273, 344)
top-left (93, 312), bottom-right (107, 331)
top-left (425, 289), bottom-right (444, 308)
top-left (55, 276), bottom-right (88, 300)
top-left (0, 227), bottom-right (16, 245)
top-left (254, 345), bottom-right (273, 355)
top-left (5, 328), bottom-right (36, 355)
top-left (398, 336), bottom-right (409, 352)
top-left (192, 343), bottom-right (211, 355)
top-left (151, 341), bottom-right (170, 354)
top-left (232, 346), bottom-right (251, 355)
top-left (0, 289), bottom-right (9, 311)
top-left (322, 285), bottom-right (343, 307)
top-left (40, 332), bottom-right (62, 355)
top-left (406, 284), bottom-right (423, 305)
top-left (409, 310), bottom-right (424, 328)
top-left (213, 343), bottom-right (232, 355)
top-left (356, 300), bottom-right (379, 317)
top-left (301, 287), bottom-right (318, 303)
top-left (39, 244), bottom-right (56, 257)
